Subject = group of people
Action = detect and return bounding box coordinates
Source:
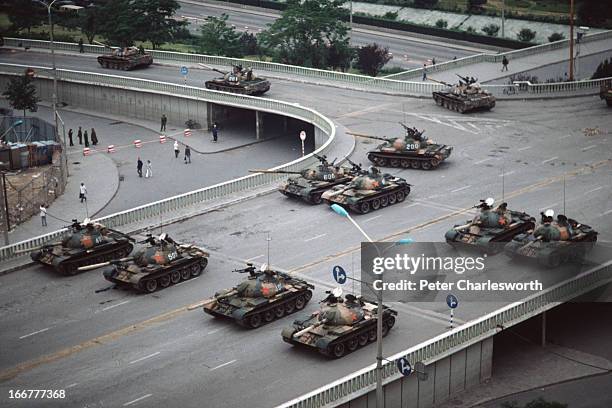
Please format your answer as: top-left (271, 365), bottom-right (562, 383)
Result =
top-left (160, 115), bottom-right (219, 143)
top-left (136, 157), bottom-right (153, 178)
top-left (173, 140), bottom-right (192, 163)
top-left (68, 127), bottom-right (98, 147)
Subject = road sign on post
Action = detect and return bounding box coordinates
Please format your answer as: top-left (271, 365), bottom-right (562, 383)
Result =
top-left (332, 265), bottom-right (347, 284)
top-left (446, 294), bottom-right (459, 328)
top-left (299, 131), bottom-right (306, 157)
top-left (396, 357), bottom-right (412, 376)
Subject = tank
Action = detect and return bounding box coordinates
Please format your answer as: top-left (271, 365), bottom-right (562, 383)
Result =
top-left (78, 234), bottom-right (209, 293)
top-left (201, 64), bottom-right (271, 95)
top-left (250, 155), bottom-right (362, 204)
top-left (202, 263), bottom-right (314, 328)
top-left (281, 289), bottom-right (398, 358)
top-left (504, 211), bottom-right (598, 267)
top-left (361, 123), bottom-right (453, 170)
top-left (600, 80), bottom-right (612, 107)
top-left (445, 199), bottom-right (535, 253)
top-left (29, 219), bottom-right (134, 275)
top-left (321, 167), bottom-right (411, 214)
top-left (430, 75), bottom-right (496, 113)
top-left (97, 46), bottom-right (153, 70)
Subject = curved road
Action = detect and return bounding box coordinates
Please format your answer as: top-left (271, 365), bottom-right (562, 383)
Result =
top-left (0, 50), bottom-right (611, 408)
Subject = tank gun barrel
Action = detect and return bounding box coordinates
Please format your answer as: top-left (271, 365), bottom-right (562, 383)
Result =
top-left (198, 63), bottom-right (227, 76)
top-left (14, 243), bottom-right (54, 255)
top-left (293, 319), bottom-right (328, 338)
top-left (77, 257), bottom-right (133, 271)
top-left (249, 169), bottom-right (302, 175)
top-left (428, 77), bottom-right (453, 87)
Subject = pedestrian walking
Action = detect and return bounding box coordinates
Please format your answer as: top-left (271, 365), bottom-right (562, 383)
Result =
top-left (160, 114), bottom-right (167, 132)
top-left (137, 157), bottom-right (143, 177)
top-left (184, 145), bottom-right (191, 163)
top-left (79, 182), bottom-right (87, 203)
top-left (91, 128), bottom-right (98, 146)
top-left (40, 204), bottom-right (47, 227)
top-left (173, 140), bottom-right (180, 158)
top-left (432, 57), bottom-right (436, 65)
top-left (78, 38), bottom-right (84, 53)
top-left (212, 122), bottom-right (218, 143)
top-left (84, 130), bottom-right (89, 147)
top-left (422, 64), bottom-right (427, 81)
top-left (77, 126), bottom-right (83, 145)
top-left (145, 160), bottom-right (152, 178)
top-left (68, 128), bottom-right (74, 146)
top-left (502, 56), bottom-right (509, 72)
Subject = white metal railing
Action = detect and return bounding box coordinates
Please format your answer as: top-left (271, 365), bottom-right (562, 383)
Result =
top-left (0, 64), bottom-right (337, 262)
top-left (277, 259), bottom-right (612, 408)
top-left (7, 36), bottom-right (610, 97)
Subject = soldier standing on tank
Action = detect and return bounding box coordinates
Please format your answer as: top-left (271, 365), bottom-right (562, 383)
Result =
top-left (184, 145), bottom-right (191, 163)
top-left (68, 128), bottom-right (74, 146)
top-left (77, 126), bottom-right (83, 145)
top-left (160, 114), bottom-right (167, 132)
top-left (212, 122), bottom-right (218, 142)
top-left (502, 56), bottom-right (509, 71)
top-left (91, 128), bottom-right (98, 146)
top-left (84, 130), bottom-right (89, 147)
top-left (137, 157), bottom-right (143, 177)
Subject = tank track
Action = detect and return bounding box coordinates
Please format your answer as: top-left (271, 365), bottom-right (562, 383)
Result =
top-left (204, 82), bottom-right (269, 96)
top-left (321, 314), bottom-right (396, 358)
top-left (130, 257), bottom-right (209, 293)
top-left (97, 56), bottom-right (152, 71)
top-left (237, 289), bottom-right (313, 329)
top-left (433, 92), bottom-right (495, 114)
top-left (281, 177), bottom-right (354, 204)
top-left (327, 185), bottom-right (410, 214)
top-left (367, 152), bottom-right (443, 170)
top-left (55, 242), bottom-right (133, 276)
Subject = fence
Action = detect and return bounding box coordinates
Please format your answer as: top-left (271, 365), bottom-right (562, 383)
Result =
top-left (277, 259), bottom-right (612, 408)
top-left (0, 64), bottom-right (337, 262)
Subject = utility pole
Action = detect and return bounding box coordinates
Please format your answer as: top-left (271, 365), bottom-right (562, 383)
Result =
top-left (501, 0), bottom-right (505, 38)
top-left (349, 0), bottom-right (353, 71)
top-left (569, 0), bottom-right (574, 81)
top-left (0, 172), bottom-right (9, 245)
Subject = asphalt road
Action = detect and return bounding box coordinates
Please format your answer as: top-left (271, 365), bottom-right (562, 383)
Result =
top-left (176, 0), bottom-right (482, 69)
top-left (0, 51), bottom-right (611, 408)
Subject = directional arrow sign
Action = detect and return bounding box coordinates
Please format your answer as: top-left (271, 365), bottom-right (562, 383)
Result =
top-left (332, 265), bottom-right (347, 284)
top-left (396, 357), bottom-right (412, 376)
top-left (446, 294), bottom-right (458, 309)
top-left (180, 66), bottom-right (189, 76)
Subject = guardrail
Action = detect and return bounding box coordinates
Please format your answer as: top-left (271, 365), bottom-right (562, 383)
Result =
top-left (0, 63), bottom-right (337, 262)
top-left (277, 259), bottom-right (612, 408)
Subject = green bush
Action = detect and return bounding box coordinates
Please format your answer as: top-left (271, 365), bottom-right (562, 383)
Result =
top-left (517, 28), bottom-right (536, 42)
top-left (383, 11), bottom-right (399, 20)
top-left (435, 19), bottom-right (448, 28)
top-left (547, 32), bottom-right (565, 42)
top-left (482, 23), bottom-right (500, 36)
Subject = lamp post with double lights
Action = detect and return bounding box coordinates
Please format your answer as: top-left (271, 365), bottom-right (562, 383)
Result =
top-left (330, 203), bottom-right (412, 408)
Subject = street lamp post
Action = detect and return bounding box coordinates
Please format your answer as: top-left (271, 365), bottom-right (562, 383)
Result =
top-left (330, 204), bottom-right (412, 408)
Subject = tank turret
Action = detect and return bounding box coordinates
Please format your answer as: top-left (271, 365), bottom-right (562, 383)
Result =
top-left (78, 233), bottom-right (209, 293)
top-left (96, 41), bottom-right (153, 70)
top-left (29, 219), bottom-right (134, 275)
top-left (445, 199), bottom-right (535, 253)
top-left (430, 75), bottom-right (495, 113)
top-left (202, 263), bottom-right (314, 328)
top-left (200, 63), bottom-right (271, 95)
top-left (281, 288), bottom-right (397, 358)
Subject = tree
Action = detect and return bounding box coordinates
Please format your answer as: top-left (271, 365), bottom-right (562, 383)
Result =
top-left (577, 0), bottom-right (612, 27)
top-left (135, 0), bottom-right (185, 49)
top-left (468, 0), bottom-right (487, 13)
top-left (414, 0), bottom-right (438, 8)
top-left (482, 23), bottom-right (499, 37)
top-left (592, 58), bottom-right (612, 79)
top-left (199, 14), bottom-right (243, 57)
top-left (517, 28), bottom-right (536, 43)
top-left (2, 0), bottom-right (45, 33)
top-left (356, 43), bottom-right (391, 77)
top-left (239, 32), bottom-right (259, 56)
top-left (259, 0), bottom-right (349, 69)
top-left (3, 73), bottom-right (40, 118)
top-left (435, 19), bottom-right (448, 28)
top-left (327, 39), bottom-right (353, 72)
top-left (548, 32), bottom-right (565, 42)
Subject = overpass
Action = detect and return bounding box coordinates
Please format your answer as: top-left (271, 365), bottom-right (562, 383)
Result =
top-left (1, 35), bottom-right (609, 406)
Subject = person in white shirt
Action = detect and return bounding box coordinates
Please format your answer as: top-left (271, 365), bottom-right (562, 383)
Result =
top-left (174, 140), bottom-right (179, 158)
top-left (145, 160), bottom-right (152, 178)
top-left (79, 182), bottom-right (87, 203)
top-left (40, 205), bottom-right (47, 227)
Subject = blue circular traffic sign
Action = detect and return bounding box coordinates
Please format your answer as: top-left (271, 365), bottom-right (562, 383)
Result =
top-left (446, 294), bottom-right (459, 309)
top-left (332, 265), bottom-right (347, 284)
top-left (396, 357), bottom-right (412, 376)
top-left (180, 66), bottom-right (189, 75)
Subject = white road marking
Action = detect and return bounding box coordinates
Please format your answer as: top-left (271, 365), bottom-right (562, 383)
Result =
top-left (474, 157), bottom-right (494, 164)
top-left (123, 394), bottom-right (152, 406)
top-left (541, 156), bottom-right (558, 164)
top-left (403, 203), bottom-right (418, 209)
top-left (364, 215), bottom-right (383, 222)
top-left (304, 233), bottom-right (327, 242)
top-left (19, 327), bottom-right (50, 339)
top-left (603, 209), bottom-right (612, 216)
top-left (539, 203), bottom-right (558, 212)
top-left (245, 254), bottom-right (264, 261)
top-left (207, 329), bottom-right (220, 335)
top-left (499, 171), bottom-right (515, 177)
top-left (66, 383), bottom-right (78, 389)
top-left (561, 134), bottom-right (572, 139)
top-left (174, 277), bottom-right (199, 287)
top-left (582, 145), bottom-right (597, 152)
top-left (450, 185), bottom-right (471, 193)
top-left (129, 352), bottom-right (160, 365)
top-left (517, 146), bottom-right (532, 151)
top-left (101, 300), bottom-right (130, 312)
top-left (210, 359), bottom-right (236, 371)
top-left (585, 186), bottom-right (603, 195)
